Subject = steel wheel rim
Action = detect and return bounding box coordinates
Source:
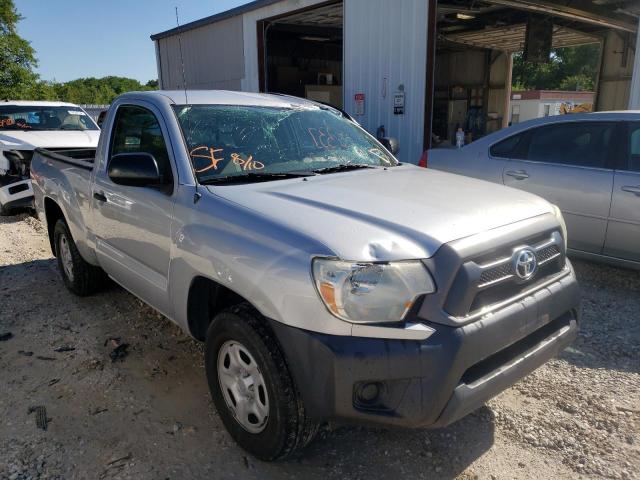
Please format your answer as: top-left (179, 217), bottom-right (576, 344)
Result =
top-left (59, 234), bottom-right (74, 282)
top-left (217, 340), bottom-right (269, 434)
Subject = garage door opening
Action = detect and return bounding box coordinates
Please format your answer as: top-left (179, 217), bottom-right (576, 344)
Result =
top-left (431, 0), bottom-right (637, 147)
top-left (259, 1), bottom-right (344, 108)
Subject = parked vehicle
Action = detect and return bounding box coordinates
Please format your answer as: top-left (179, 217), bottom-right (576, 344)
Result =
top-left (0, 101), bottom-right (100, 214)
top-left (425, 112), bottom-right (640, 269)
top-left (31, 90), bottom-right (580, 460)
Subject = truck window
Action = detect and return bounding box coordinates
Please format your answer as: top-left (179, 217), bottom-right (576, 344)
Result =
top-left (110, 105), bottom-right (173, 180)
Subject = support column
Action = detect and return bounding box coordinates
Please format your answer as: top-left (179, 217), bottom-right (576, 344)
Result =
top-left (628, 20), bottom-right (640, 109)
top-left (502, 51), bottom-right (514, 128)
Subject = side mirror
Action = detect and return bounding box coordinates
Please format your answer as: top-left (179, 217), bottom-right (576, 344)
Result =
top-left (108, 153), bottom-right (164, 187)
top-left (380, 137), bottom-right (399, 155)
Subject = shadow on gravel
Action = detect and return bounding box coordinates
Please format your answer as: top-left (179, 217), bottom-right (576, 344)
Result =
top-left (0, 210), bottom-right (36, 223)
top-left (277, 408), bottom-right (495, 478)
top-left (561, 259), bottom-right (640, 374)
top-left (0, 258), bottom-right (55, 280)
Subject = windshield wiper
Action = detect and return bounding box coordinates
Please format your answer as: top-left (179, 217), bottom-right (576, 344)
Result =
top-left (311, 164), bottom-right (375, 174)
top-left (200, 171), bottom-right (315, 185)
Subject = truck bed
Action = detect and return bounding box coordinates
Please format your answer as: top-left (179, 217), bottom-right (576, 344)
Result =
top-left (34, 147), bottom-right (97, 170)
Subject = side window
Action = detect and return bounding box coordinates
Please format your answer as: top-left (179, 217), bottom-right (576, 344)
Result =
top-left (110, 105), bottom-right (173, 180)
top-left (628, 123), bottom-right (640, 172)
top-left (489, 133), bottom-right (524, 159)
top-left (526, 122), bottom-right (615, 168)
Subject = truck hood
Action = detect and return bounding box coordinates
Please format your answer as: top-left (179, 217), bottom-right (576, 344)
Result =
top-left (0, 130), bottom-right (99, 149)
top-left (210, 165), bottom-right (554, 261)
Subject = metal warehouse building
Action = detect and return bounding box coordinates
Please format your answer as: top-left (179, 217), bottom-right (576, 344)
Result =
top-left (151, 0), bottom-right (640, 164)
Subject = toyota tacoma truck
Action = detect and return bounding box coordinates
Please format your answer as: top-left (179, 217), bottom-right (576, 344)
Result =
top-left (0, 101), bottom-right (99, 214)
top-left (31, 90), bottom-right (580, 460)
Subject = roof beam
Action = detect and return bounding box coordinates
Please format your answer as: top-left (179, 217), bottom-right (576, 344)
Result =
top-left (488, 0), bottom-right (638, 33)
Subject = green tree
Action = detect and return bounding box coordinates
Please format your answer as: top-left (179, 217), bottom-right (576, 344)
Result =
top-left (512, 43), bottom-right (600, 91)
top-left (28, 80), bottom-right (57, 100)
top-left (0, 0), bottom-right (38, 99)
top-left (50, 76), bottom-right (157, 104)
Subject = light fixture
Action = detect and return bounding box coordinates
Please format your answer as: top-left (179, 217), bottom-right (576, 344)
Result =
top-left (300, 35), bottom-right (330, 42)
top-left (456, 12), bottom-right (475, 20)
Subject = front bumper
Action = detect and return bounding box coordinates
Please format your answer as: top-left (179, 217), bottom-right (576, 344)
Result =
top-left (0, 178), bottom-right (33, 211)
top-left (271, 264), bottom-right (580, 428)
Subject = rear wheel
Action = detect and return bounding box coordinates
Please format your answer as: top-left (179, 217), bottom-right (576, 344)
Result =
top-left (53, 219), bottom-right (105, 296)
top-left (205, 304), bottom-right (318, 460)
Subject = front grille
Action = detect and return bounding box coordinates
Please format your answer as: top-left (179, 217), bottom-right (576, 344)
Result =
top-left (479, 262), bottom-right (513, 287)
top-left (469, 261), bottom-right (564, 313)
top-left (445, 231), bottom-right (566, 319)
top-left (537, 244), bottom-right (561, 264)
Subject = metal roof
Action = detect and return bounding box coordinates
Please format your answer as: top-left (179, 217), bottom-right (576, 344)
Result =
top-left (150, 0), bottom-right (284, 41)
top-left (444, 23), bottom-right (600, 52)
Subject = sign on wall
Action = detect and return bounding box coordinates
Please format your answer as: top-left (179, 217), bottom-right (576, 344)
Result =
top-left (354, 93), bottom-right (365, 116)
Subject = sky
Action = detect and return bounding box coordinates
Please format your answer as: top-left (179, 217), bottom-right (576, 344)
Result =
top-left (15, 0), bottom-right (251, 84)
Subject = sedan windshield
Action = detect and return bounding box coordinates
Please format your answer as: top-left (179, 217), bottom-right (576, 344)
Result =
top-left (173, 104), bottom-right (397, 182)
top-left (0, 105), bottom-right (99, 131)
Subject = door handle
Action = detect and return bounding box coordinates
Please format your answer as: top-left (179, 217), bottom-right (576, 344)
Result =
top-left (505, 170), bottom-right (530, 180)
top-left (93, 191), bottom-right (107, 203)
top-left (621, 185), bottom-right (640, 196)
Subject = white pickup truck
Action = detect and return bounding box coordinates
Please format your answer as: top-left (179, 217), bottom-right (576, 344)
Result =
top-left (0, 101), bottom-right (99, 214)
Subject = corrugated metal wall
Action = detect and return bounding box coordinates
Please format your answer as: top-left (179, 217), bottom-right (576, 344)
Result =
top-left (343, 0), bottom-right (427, 164)
top-left (156, 16), bottom-right (245, 90)
top-left (630, 19), bottom-right (640, 109)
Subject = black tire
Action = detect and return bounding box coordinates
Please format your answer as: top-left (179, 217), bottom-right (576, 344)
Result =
top-left (205, 303), bottom-right (318, 461)
top-left (53, 219), bottom-right (105, 296)
top-left (0, 202), bottom-right (9, 216)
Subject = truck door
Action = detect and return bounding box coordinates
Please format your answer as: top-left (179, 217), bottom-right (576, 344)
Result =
top-left (603, 122), bottom-right (640, 262)
top-left (91, 102), bottom-right (177, 315)
top-left (502, 121), bottom-right (616, 255)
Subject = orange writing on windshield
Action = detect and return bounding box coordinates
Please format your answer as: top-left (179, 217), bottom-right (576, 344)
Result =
top-left (231, 153), bottom-right (264, 171)
top-left (190, 146), bottom-right (224, 173)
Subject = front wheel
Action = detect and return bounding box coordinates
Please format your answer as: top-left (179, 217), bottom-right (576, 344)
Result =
top-left (53, 219), bottom-right (105, 296)
top-left (205, 304), bottom-right (318, 460)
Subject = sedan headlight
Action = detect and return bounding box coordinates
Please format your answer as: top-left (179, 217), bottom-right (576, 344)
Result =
top-left (551, 204), bottom-right (568, 251)
top-left (312, 258), bottom-right (435, 323)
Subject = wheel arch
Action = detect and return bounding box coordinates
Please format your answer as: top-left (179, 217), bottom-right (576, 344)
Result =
top-left (43, 196), bottom-right (65, 256)
top-left (186, 275), bottom-right (257, 341)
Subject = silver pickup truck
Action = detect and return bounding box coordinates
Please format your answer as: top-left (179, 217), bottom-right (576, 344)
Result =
top-left (31, 90), bottom-right (580, 460)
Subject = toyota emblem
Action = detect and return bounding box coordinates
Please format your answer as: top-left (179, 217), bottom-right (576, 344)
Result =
top-left (513, 248), bottom-right (537, 280)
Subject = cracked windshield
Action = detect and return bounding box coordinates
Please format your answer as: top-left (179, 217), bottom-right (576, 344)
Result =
top-left (173, 105), bottom-right (397, 182)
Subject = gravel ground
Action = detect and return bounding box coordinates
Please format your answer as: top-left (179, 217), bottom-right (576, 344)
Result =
top-left (0, 213), bottom-right (638, 480)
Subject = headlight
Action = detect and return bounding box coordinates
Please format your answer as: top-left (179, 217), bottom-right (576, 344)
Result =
top-left (551, 204), bottom-right (568, 251)
top-left (312, 258), bottom-right (435, 323)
